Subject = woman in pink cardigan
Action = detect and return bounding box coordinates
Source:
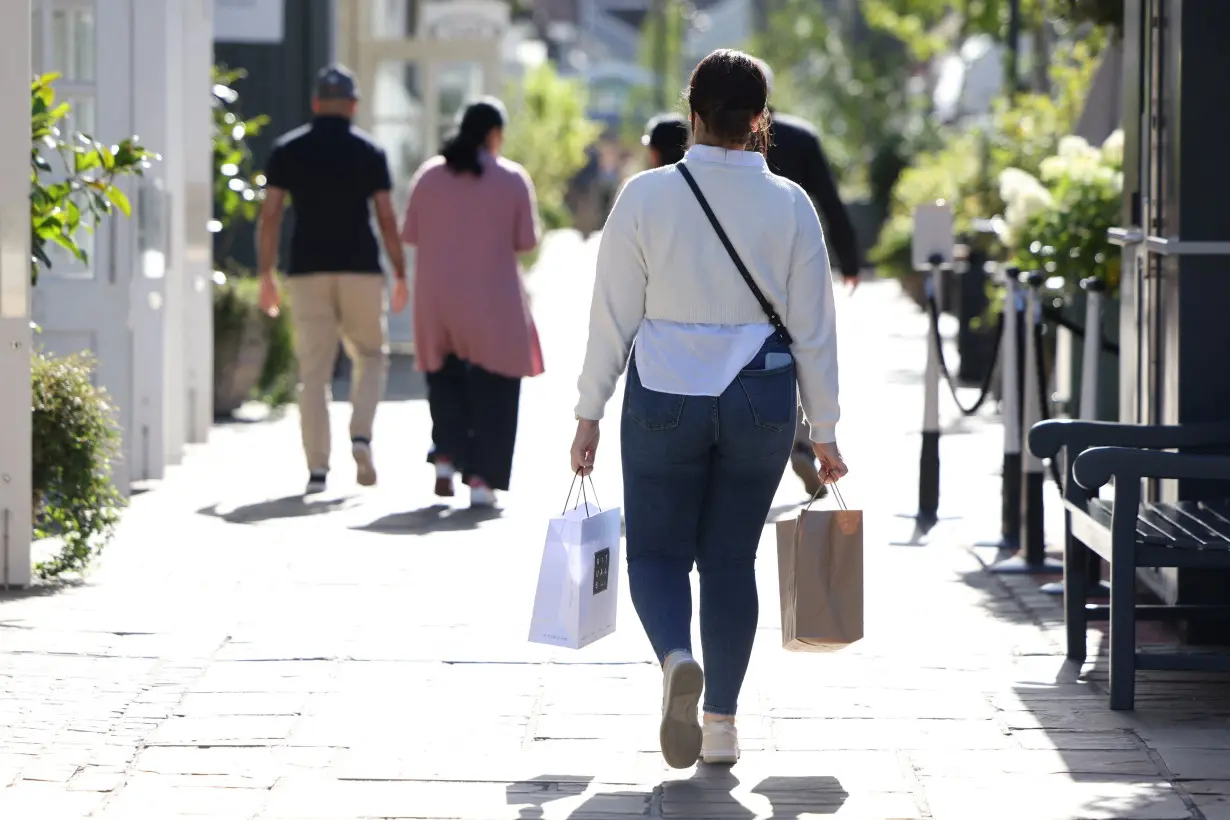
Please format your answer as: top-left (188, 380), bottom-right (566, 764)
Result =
top-left (401, 98), bottom-right (543, 507)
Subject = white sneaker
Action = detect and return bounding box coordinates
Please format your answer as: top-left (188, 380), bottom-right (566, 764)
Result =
top-left (469, 480), bottom-right (496, 508)
top-left (659, 650), bottom-right (704, 769)
top-left (701, 718), bottom-right (740, 765)
top-left (352, 441), bottom-right (377, 487)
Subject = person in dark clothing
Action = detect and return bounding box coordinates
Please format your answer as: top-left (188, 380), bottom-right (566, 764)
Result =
top-left (642, 113), bottom-right (690, 167)
top-left (258, 64), bottom-right (408, 496)
top-left (756, 58), bottom-right (861, 497)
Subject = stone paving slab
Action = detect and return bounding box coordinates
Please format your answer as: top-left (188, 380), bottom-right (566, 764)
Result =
top-left (3, 232), bottom-right (1230, 818)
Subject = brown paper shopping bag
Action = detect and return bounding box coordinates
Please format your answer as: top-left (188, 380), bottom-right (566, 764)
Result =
top-left (775, 483), bottom-right (863, 652)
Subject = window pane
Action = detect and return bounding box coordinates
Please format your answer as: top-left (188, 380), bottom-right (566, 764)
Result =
top-left (67, 96), bottom-right (96, 139)
top-left (368, 0), bottom-right (415, 39)
top-left (50, 7), bottom-right (95, 82)
top-left (436, 62), bottom-right (485, 146)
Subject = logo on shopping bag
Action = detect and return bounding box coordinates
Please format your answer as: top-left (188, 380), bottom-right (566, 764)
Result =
top-left (593, 548), bottom-right (610, 594)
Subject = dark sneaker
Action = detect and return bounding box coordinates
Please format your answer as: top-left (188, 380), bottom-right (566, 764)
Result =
top-left (434, 460), bottom-right (455, 498)
top-left (791, 445), bottom-right (827, 499)
top-left (305, 472), bottom-right (327, 495)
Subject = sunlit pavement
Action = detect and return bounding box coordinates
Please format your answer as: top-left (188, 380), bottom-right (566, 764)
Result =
top-left (1, 231), bottom-right (1226, 819)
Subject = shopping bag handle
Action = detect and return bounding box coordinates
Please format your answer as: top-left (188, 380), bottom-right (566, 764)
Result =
top-left (563, 471), bottom-right (603, 517)
top-left (803, 480), bottom-right (848, 513)
top-left (795, 480), bottom-right (850, 552)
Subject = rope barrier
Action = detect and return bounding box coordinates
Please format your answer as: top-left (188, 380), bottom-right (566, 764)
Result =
top-left (924, 294), bottom-right (1005, 417)
top-left (1040, 303), bottom-right (1120, 355)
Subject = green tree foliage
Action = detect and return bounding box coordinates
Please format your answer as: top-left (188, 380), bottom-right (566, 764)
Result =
top-left (751, 0), bottom-right (935, 204)
top-left (503, 62), bottom-right (603, 232)
top-left (30, 73), bottom-right (156, 284)
top-left (871, 32), bottom-right (1105, 276)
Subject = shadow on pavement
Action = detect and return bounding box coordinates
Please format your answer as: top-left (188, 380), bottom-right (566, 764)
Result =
top-left (353, 504), bottom-right (503, 535)
top-left (960, 560), bottom-right (1230, 817)
top-left (197, 495), bottom-right (358, 524)
top-left (503, 770), bottom-right (850, 818)
top-left (657, 769), bottom-right (850, 818)
top-left (0, 578), bottom-right (85, 603)
top-left (506, 775), bottom-right (594, 818)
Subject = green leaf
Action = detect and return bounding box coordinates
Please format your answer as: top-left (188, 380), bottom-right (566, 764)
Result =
top-left (103, 185), bottom-right (131, 217)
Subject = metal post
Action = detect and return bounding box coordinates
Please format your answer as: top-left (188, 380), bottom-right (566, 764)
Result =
top-left (992, 270), bottom-right (1062, 574)
top-left (917, 255), bottom-right (944, 532)
top-left (1042, 275), bottom-right (1110, 595)
top-left (999, 270), bottom-right (1022, 550)
top-left (1079, 277), bottom-right (1106, 420)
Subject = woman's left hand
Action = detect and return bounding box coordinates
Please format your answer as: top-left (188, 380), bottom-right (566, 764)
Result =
top-left (571, 419), bottom-right (601, 476)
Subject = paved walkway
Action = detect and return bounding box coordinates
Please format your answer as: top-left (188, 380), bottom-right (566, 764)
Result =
top-left (3, 232), bottom-right (1230, 820)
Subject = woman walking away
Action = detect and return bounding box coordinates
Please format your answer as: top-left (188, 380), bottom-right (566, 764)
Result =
top-left (570, 49), bottom-right (848, 768)
top-left (403, 98), bottom-right (543, 508)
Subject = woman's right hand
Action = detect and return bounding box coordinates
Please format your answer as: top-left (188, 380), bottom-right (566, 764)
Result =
top-left (571, 419), bottom-right (601, 477)
top-left (812, 441), bottom-right (849, 484)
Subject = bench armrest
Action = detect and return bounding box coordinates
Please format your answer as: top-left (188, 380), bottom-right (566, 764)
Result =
top-left (1074, 447), bottom-right (1230, 491)
top-left (1029, 419), bottom-right (1230, 461)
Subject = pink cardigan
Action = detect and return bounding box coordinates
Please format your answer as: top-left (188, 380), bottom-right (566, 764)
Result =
top-left (401, 153), bottom-right (544, 378)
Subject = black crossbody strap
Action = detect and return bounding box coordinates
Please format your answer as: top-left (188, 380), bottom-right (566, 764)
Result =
top-left (676, 162), bottom-right (793, 345)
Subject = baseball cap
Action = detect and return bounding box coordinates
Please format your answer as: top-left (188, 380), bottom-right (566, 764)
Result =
top-left (316, 64), bottom-right (360, 101)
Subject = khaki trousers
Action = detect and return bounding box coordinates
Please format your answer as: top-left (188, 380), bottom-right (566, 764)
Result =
top-left (288, 274), bottom-right (389, 474)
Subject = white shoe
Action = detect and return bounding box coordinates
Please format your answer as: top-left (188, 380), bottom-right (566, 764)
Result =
top-left (469, 480), bottom-right (496, 508)
top-left (701, 718), bottom-right (740, 765)
top-left (352, 441), bottom-right (377, 487)
top-left (659, 651), bottom-right (704, 769)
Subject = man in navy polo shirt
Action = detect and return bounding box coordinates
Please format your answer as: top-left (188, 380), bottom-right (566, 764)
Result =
top-left (258, 64), bottom-right (408, 495)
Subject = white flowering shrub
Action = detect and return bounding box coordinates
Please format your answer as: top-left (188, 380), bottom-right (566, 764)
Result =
top-left (997, 129), bottom-right (1124, 295)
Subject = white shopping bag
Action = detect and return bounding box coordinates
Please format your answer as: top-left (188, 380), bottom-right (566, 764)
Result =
top-left (528, 500), bottom-right (622, 650)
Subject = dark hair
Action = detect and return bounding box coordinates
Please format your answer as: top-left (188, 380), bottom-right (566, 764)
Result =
top-left (644, 113), bottom-right (689, 166)
top-left (686, 49), bottom-right (770, 153)
top-left (442, 97), bottom-right (507, 176)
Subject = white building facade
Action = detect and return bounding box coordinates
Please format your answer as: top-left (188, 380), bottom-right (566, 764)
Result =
top-left (3, 0), bottom-right (215, 587)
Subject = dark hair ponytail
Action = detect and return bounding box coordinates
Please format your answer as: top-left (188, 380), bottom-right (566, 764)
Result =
top-left (687, 49), bottom-right (770, 154)
top-left (441, 97), bottom-right (507, 176)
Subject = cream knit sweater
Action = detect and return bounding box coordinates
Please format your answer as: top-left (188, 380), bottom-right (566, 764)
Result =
top-left (575, 151), bottom-right (840, 443)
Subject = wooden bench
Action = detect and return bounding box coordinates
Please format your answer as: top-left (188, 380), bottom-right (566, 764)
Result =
top-left (1028, 419), bottom-right (1230, 710)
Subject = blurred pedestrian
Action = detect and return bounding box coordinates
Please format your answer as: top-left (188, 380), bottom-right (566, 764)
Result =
top-left (570, 49), bottom-right (847, 768)
top-left (402, 98), bottom-right (543, 508)
top-left (642, 113), bottom-right (689, 167)
top-left (258, 64), bottom-right (408, 496)
top-left (755, 58), bottom-right (862, 498)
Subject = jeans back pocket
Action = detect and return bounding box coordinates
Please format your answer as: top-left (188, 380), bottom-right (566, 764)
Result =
top-left (736, 359), bottom-right (795, 431)
top-left (625, 369), bottom-right (686, 432)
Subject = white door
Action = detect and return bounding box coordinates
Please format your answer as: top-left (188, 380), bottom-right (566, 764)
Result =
top-left (30, 0), bottom-right (135, 495)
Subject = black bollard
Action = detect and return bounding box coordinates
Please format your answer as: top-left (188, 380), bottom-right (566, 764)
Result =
top-left (992, 270), bottom-right (1062, 574)
top-left (1041, 276), bottom-right (1111, 596)
top-left (1000, 270), bottom-right (1023, 551)
top-left (917, 254), bottom-right (944, 533)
